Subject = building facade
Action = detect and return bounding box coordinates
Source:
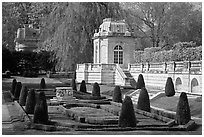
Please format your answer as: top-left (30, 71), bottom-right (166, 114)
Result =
top-left (14, 24), bottom-right (40, 52)
top-left (92, 18), bottom-right (136, 69)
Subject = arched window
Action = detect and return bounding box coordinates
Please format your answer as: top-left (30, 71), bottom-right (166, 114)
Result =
top-left (114, 45), bottom-right (123, 64)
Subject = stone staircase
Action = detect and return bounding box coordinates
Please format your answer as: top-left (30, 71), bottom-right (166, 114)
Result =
top-left (123, 69), bottom-right (137, 88)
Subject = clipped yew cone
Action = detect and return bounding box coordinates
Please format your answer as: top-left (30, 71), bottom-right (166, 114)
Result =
top-left (165, 77), bottom-right (175, 97)
top-left (79, 80), bottom-right (87, 93)
top-left (92, 82), bottom-right (100, 97)
top-left (33, 91), bottom-right (48, 124)
top-left (112, 86), bottom-right (122, 103)
top-left (176, 92), bottom-right (191, 125)
top-left (40, 78), bottom-right (46, 89)
top-left (118, 96), bottom-right (137, 127)
top-left (19, 86), bottom-right (28, 106)
top-left (136, 74), bottom-right (145, 90)
top-left (25, 89), bottom-right (36, 114)
top-left (14, 82), bottom-right (22, 100)
top-left (11, 79), bottom-right (17, 95)
top-left (137, 87), bottom-right (150, 112)
top-left (71, 79), bottom-right (77, 91)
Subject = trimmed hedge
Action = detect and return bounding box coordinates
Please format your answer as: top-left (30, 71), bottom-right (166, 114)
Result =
top-left (92, 82), bottom-right (100, 97)
top-left (11, 79), bottom-right (17, 95)
top-left (25, 89), bottom-right (36, 114)
top-left (112, 86), bottom-right (122, 103)
top-left (40, 78), bottom-right (46, 89)
top-left (118, 96), bottom-right (137, 127)
top-left (34, 91), bottom-right (48, 124)
top-left (19, 86), bottom-right (28, 106)
top-left (14, 82), bottom-right (22, 100)
top-left (136, 74), bottom-right (145, 90)
top-left (176, 92), bottom-right (191, 125)
top-left (134, 42), bottom-right (202, 63)
top-left (71, 79), bottom-right (77, 91)
top-left (79, 80), bottom-right (87, 93)
top-left (136, 88), bottom-right (150, 112)
top-left (165, 77), bottom-right (175, 97)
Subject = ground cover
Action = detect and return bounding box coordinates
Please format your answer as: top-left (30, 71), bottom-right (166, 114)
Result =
top-left (150, 95), bottom-right (202, 118)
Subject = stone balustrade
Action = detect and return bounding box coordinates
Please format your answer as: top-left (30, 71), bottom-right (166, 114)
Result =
top-left (128, 60), bottom-right (202, 74)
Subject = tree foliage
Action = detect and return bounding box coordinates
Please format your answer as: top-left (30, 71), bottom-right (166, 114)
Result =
top-left (39, 2), bottom-right (123, 71)
top-left (121, 2), bottom-right (202, 48)
top-left (2, 2), bottom-right (201, 72)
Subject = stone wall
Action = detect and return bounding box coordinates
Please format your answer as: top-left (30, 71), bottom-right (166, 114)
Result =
top-left (129, 61), bottom-right (202, 94)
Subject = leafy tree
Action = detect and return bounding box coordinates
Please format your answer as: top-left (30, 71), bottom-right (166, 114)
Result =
top-left (2, 47), bottom-right (17, 72)
top-left (121, 2), bottom-right (202, 49)
top-left (39, 2), bottom-right (123, 71)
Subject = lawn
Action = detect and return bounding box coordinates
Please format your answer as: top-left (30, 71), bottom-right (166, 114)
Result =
top-left (150, 95), bottom-right (202, 118)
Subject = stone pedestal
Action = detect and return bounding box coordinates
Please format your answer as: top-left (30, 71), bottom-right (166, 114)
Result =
top-left (55, 87), bottom-right (73, 101)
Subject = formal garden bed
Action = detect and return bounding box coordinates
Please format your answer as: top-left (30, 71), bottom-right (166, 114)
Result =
top-left (2, 75), bottom-right (201, 132)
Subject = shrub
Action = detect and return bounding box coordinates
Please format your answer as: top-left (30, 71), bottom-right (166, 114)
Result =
top-left (14, 82), bottom-right (22, 100)
top-left (25, 89), bottom-right (36, 114)
top-left (176, 92), bottom-right (191, 125)
top-left (118, 96), bottom-right (137, 127)
top-left (134, 42), bottom-right (201, 63)
top-left (134, 50), bottom-right (144, 63)
top-left (33, 91), bottom-right (48, 124)
top-left (22, 71), bottom-right (28, 77)
top-left (11, 79), bottom-right (17, 95)
top-left (137, 88), bottom-right (150, 112)
top-left (130, 79), bottom-right (137, 89)
top-left (79, 80), bottom-right (87, 93)
top-left (71, 79), bottom-right (77, 91)
top-left (19, 86), bottom-right (28, 106)
top-left (5, 70), bottom-right (11, 78)
top-left (40, 78), bottom-right (46, 89)
top-left (112, 86), bottom-right (122, 103)
top-left (136, 74), bottom-right (145, 90)
top-left (165, 77), bottom-right (175, 97)
top-left (92, 82), bottom-right (100, 97)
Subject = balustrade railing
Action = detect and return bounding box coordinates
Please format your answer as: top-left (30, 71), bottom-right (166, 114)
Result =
top-left (129, 60), bottom-right (202, 74)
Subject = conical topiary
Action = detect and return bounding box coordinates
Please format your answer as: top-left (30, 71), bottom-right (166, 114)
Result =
top-left (25, 89), bottom-right (36, 114)
top-left (71, 79), bottom-right (77, 91)
top-left (165, 77), bottom-right (175, 97)
top-left (118, 96), bottom-right (137, 127)
top-left (137, 88), bottom-right (150, 112)
top-left (79, 80), bottom-right (87, 93)
top-left (33, 91), bottom-right (48, 124)
top-left (19, 86), bottom-right (28, 106)
top-left (11, 79), bottom-right (17, 95)
top-left (40, 78), bottom-right (46, 89)
top-left (14, 82), bottom-right (22, 100)
top-left (92, 82), bottom-right (100, 97)
top-left (136, 74), bottom-right (145, 90)
top-left (112, 86), bottom-right (122, 103)
top-left (176, 92), bottom-right (191, 125)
